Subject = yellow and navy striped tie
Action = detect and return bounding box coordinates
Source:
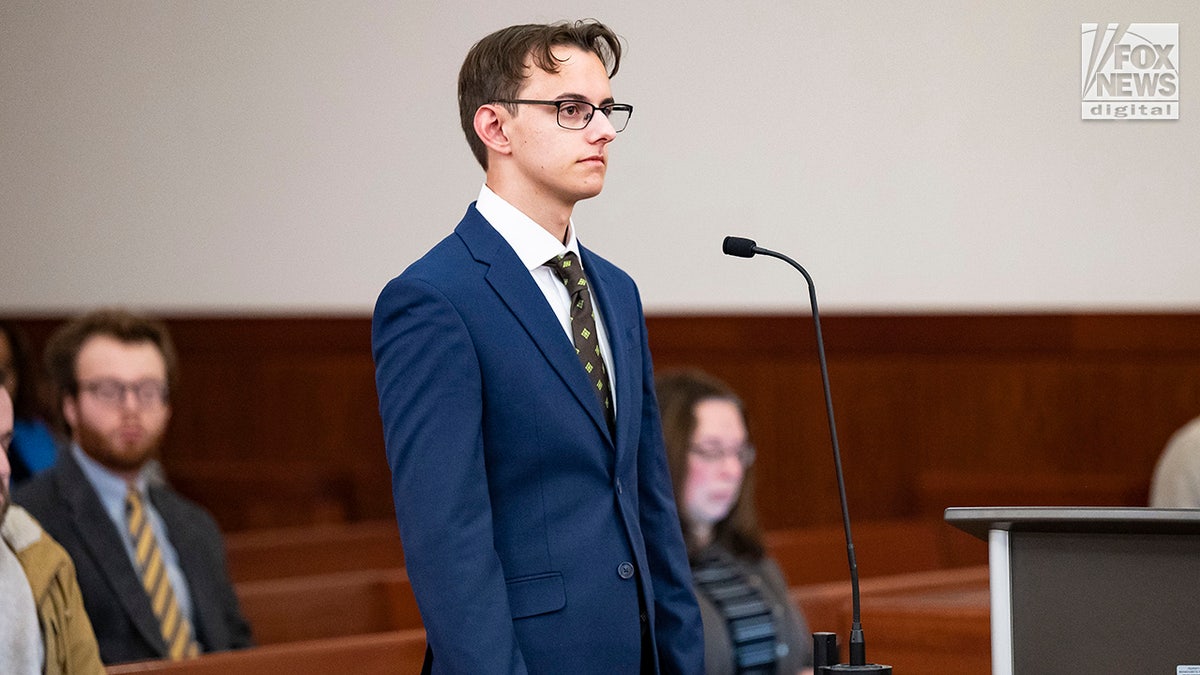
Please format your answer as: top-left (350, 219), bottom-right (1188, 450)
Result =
top-left (125, 488), bottom-right (200, 660)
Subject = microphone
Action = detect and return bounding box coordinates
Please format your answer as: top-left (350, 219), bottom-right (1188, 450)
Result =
top-left (721, 236), bottom-right (758, 258)
top-left (722, 236), bottom-right (891, 674)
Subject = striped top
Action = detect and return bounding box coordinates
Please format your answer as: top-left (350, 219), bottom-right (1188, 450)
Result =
top-left (692, 547), bottom-right (780, 673)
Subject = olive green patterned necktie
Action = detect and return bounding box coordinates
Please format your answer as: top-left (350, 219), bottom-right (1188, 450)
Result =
top-left (547, 251), bottom-right (614, 432)
top-left (126, 488), bottom-right (201, 660)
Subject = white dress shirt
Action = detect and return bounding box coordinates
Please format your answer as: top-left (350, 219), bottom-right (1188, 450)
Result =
top-left (475, 185), bottom-right (617, 414)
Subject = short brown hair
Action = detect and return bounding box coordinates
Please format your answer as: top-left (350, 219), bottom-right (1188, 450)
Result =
top-left (655, 368), bottom-right (766, 561)
top-left (458, 19), bottom-right (623, 170)
top-left (44, 309), bottom-right (179, 407)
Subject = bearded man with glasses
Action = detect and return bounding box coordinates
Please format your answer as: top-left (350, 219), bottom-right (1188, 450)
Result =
top-left (15, 309), bottom-right (252, 665)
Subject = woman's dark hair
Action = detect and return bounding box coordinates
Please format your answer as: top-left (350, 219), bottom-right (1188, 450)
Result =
top-left (656, 368), bottom-right (766, 561)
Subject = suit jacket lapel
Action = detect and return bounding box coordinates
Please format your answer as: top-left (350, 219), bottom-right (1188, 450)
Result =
top-left (56, 452), bottom-right (167, 655)
top-left (456, 208), bottom-right (614, 442)
top-left (151, 486), bottom-right (218, 650)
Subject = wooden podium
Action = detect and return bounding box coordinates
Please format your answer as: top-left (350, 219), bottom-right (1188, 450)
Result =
top-left (946, 507), bottom-right (1200, 674)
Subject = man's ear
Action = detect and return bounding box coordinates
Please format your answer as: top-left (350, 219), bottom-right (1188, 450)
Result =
top-left (474, 104), bottom-right (513, 158)
top-left (63, 395), bottom-right (79, 433)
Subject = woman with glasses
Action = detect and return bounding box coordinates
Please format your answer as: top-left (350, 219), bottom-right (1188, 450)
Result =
top-left (657, 369), bottom-right (813, 675)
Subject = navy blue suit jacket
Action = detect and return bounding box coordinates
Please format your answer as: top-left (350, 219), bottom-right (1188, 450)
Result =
top-left (372, 205), bottom-right (703, 673)
top-left (15, 450), bottom-right (253, 664)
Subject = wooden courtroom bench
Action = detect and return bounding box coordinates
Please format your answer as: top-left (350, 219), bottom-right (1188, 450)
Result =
top-left (104, 630), bottom-right (427, 675)
top-left (224, 518), bottom-right (984, 652)
top-left (235, 568), bottom-right (422, 645)
top-left (794, 565), bottom-right (991, 674)
top-left (224, 519), bottom-right (403, 583)
top-left (221, 511), bottom-right (987, 583)
top-left (221, 516), bottom-right (927, 586)
top-left (127, 569), bottom-right (988, 675)
top-left (765, 518), bottom-right (987, 586)
top-left (222, 516), bottom-right (981, 587)
top-left (168, 459), bottom-right (360, 531)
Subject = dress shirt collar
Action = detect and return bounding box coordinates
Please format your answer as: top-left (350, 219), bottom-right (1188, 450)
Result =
top-left (476, 184), bottom-right (582, 270)
top-left (72, 444), bottom-right (149, 520)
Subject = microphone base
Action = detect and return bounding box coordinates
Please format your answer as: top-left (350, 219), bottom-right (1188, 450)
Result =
top-left (819, 665), bottom-right (893, 674)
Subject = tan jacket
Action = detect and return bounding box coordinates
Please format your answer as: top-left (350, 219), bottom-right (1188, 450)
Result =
top-left (2, 505), bottom-right (104, 675)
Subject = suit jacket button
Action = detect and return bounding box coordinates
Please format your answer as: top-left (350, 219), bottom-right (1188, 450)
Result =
top-left (617, 562), bottom-right (635, 579)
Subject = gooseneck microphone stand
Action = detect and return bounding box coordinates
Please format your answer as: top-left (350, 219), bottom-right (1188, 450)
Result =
top-left (722, 236), bottom-right (892, 674)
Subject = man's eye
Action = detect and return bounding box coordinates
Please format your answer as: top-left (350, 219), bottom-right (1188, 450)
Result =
top-left (559, 103), bottom-right (583, 117)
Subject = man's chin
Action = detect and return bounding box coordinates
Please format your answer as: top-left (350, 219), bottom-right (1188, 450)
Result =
top-left (76, 424), bottom-right (162, 476)
top-left (568, 179), bottom-right (605, 203)
top-left (577, 185), bottom-right (604, 201)
top-left (86, 444), bottom-right (156, 475)
top-left (98, 453), bottom-right (153, 474)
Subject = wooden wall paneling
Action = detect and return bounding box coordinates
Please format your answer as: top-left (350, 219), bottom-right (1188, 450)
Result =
top-left (649, 314), bottom-right (845, 529)
top-left (7, 313), bottom-right (1199, 533)
top-left (648, 313), bottom-right (1200, 529)
top-left (162, 319), bottom-right (393, 528)
top-left (823, 357), bottom-right (926, 521)
top-left (744, 360), bottom-right (839, 528)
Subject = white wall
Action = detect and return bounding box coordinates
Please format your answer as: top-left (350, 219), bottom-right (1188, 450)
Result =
top-left (2, 1), bottom-right (1197, 315)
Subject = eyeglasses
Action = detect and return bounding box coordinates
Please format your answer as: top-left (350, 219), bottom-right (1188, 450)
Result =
top-left (493, 99), bottom-right (633, 132)
top-left (689, 443), bottom-right (756, 467)
top-left (78, 379), bottom-right (169, 408)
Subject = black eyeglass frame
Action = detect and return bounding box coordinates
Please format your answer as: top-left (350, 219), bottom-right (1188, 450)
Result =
top-left (77, 378), bottom-right (170, 408)
top-left (492, 99), bottom-right (634, 132)
top-left (687, 443), bottom-right (757, 468)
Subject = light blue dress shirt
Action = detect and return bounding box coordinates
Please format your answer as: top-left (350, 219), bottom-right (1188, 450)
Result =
top-left (71, 445), bottom-right (195, 625)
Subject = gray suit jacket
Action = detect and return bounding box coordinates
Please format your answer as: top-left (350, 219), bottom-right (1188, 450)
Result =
top-left (14, 450), bottom-right (252, 665)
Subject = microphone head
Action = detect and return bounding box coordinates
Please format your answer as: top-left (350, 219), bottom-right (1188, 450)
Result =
top-left (722, 236), bottom-right (758, 258)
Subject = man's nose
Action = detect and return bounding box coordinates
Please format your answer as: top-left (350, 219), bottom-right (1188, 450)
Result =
top-left (118, 388), bottom-right (143, 410)
top-left (586, 109), bottom-right (617, 139)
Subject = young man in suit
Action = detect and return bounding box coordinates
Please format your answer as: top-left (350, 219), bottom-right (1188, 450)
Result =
top-left (372, 19), bottom-right (703, 674)
top-left (16, 309), bottom-right (252, 665)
